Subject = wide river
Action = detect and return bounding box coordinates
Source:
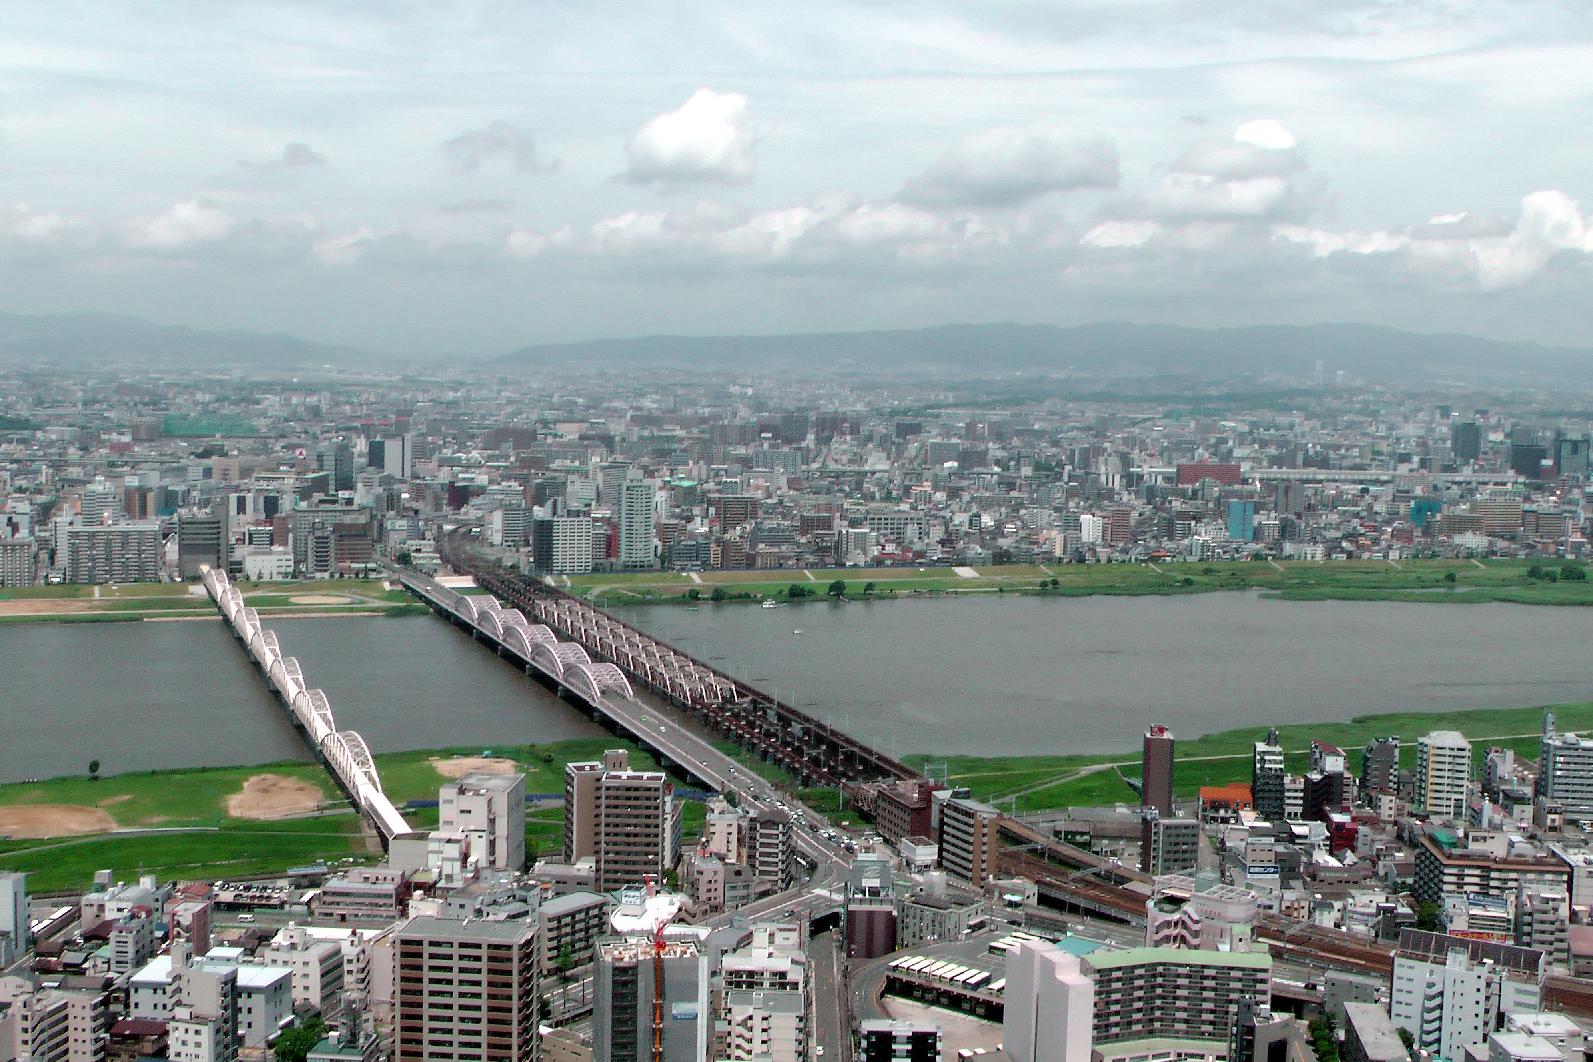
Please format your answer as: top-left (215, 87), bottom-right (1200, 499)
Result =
top-left (4, 593), bottom-right (1592, 781)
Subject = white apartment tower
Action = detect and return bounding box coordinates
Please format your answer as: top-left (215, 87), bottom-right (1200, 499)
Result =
top-left (1416, 731), bottom-right (1472, 819)
top-left (1004, 939), bottom-right (1094, 1062)
top-left (617, 480), bottom-right (656, 570)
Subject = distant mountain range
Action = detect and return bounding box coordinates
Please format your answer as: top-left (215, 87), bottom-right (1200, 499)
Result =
top-left (3, 311), bottom-right (1591, 382)
top-left (0, 311), bottom-right (361, 370)
top-left (497, 321), bottom-right (1593, 382)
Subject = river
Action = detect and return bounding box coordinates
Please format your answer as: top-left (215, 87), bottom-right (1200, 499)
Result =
top-left (0, 615), bottom-right (600, 784)
top-left (5, 593), bottom-right (1592, 782)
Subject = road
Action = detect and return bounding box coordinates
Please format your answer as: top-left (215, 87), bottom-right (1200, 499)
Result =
top-left (811, 927), bottom-right (850, 1062)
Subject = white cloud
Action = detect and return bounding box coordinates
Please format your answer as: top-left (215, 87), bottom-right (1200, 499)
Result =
top-left (313, 227), bottom-right (377, 266)
top-left (6, 204), bottom-right (92, 245)
top-left (123, 199), bottom-right (233, 250)
top-left (622, 88), bottom-right (758, 188)
top-left (240, 142), bottom-right (326, 170)
top-left (900, 128), bottom-right (1118, 207)
top-left (1149, 174), bottom-right (1293, 219)
top-left (1081, 219), bottom-right (1160, 249)
top-left (1234, 118), bottom-right (1296, 151)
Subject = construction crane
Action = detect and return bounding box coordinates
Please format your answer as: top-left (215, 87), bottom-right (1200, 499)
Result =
top-left (649, 876), bottom-right (665, 1062)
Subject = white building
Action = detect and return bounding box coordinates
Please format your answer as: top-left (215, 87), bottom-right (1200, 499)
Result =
top-left (1417, 731), bottom-right (1473, 819)
top-left (0, 873), bottom-right (27, 965)
top-left (1003, 939), bottom-right (1093, 1062)
top-left (240, 546), bottom-right (293, 582)
top-left (719, 925), bottom-right (811, 1062)
top-left (257, 925), bottom-right (347, 1013)
top-left (617, 480), bottom-right (656, 570)
top-left (1391, 934), bottom-right (1544, 1059)
top-left (439, 772), bottom-right (526, 872)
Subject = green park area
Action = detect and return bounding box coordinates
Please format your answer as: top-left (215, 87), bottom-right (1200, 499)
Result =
top-left (905, 699), bottom-right (1593, 816)
top-left (0, 577), bottom-right (426, 625)
top-left (562, 557), bottom-right (1593, 608)
top-left (0, 737), bottom-right (710, 893)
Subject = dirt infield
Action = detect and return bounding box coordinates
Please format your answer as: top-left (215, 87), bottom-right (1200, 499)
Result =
top-left (430, 756), bottom-right (519, 779)
top-left (226, 774), bottom-right (323, 820)
top-left (0, 804), bottom-right (116, 838)
top-left (288, 594), bottom-right (353, 605)
top-left (0, 599), bottom-right (94, 616)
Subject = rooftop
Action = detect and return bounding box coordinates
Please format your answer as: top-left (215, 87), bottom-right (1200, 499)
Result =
top-left (1085, 946), bottom-right (1271, 972)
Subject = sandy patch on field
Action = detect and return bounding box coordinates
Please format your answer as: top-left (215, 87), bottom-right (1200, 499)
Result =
top-left (430, 756), bottom-right (518, 779)
top-left (0, 599), bottom-right (94, 616)
top-left (0, 804), bottom-right (115, 838)
top-left (98, 794), bottom-right (132, 807)
top-left (226, 774), bottom-right (323, 820)
top-left (288, 594), bottom-right (352, 605)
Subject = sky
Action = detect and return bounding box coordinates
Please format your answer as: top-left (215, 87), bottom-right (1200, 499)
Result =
top-left (3, 0), bottom-right (1593, 357)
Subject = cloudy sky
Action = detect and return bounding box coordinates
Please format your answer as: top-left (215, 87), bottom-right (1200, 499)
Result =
top-left (3, 1), bottom-right (1592, 356)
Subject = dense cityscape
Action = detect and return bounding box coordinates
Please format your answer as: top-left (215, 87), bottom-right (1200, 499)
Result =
top-left (10, 2), bottom-right (1593, 1061)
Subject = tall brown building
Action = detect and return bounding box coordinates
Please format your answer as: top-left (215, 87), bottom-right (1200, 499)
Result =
top-left (1142, 725), bottom-right (1176, 815)
top-left (564, 749), bottom-right (680, 892)
top-left (394, 916), bottom-right (538, 1062)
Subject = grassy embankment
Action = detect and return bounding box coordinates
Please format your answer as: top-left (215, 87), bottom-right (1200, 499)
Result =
top-left (563, 558), bottom-right (1593, 608)
top-left (904, 701), bottom-right (1593, 816)
top-left (0, 578), bottom-right (428, 625)
top-left (0, 737), bottom-right (709, 892)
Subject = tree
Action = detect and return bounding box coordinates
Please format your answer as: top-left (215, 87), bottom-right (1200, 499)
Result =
top-left (88, 759), bottom-right (100, 780)
top-left (395, 549), bottom-right (412, 566)
top-left (1563, 564), bottom-right (1587, 581)
top-left (827, 579), bottom-right (846, 598)
top-left (862, 582), bottom-right (876, 596)
top-left (710, 586), bottom-right (727, 602)
top-left (1415, 900), bottom-right (1440, 930)
top-left (683, 588), bottom-right (701, 601)
top-left (556, 945), bottom-right (575, 983)
top-left (1444, 571), bottom-right (1457, 583)
top-left (274, 1018), bottom-right (328, 1062)
top-left (1397, 1028), bottom-right (1415, 1051)
top-left (788, 584), bottom-right (809, 600)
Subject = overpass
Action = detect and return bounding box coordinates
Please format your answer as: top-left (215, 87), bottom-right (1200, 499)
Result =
top-left (432, 541), bottom-right (915, 788)
top-left (200, 566), bottom-right (411, 842)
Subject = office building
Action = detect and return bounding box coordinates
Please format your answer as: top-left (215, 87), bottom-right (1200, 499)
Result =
top-left (1416, 730), bottom-right (1472, 819)
top-left (393, 916), bottom-right (538, 1062)
top-left (167, 947), bottom-right (239, 1062)
top-left (536, 892), bottom-right (608, 975)
top-left (317, 440), bottom-right (354, 492)
top-left (1003, 939), bottom-right (1093, 1062)
top-left (751, 810), bottom-right (794, 890)
top-left (1084, 948), bottom-right (1271, 1054)
top-left (1144, 876), bottom-right (1258, 953)
top-left (1361, 737), bottom-right (1400, 798)
top-left (1226, 499), bottom-right (1256, 542)
top-left (617, 480), bottom-right (656, 570)
top-left (176, 511), bottom-right (225, 581)
top-left (1141, 725), bottom-right (1175, 815)
top-left (1452, 421), bottom-right (1483, 463)
top-left (1391, 930), bottom-right (1544, 1059)
top-left (0, 975), bottom-right (111, 1062)
top-left (256, 925), bottom-right (346, 1013)
top-left (1515, 888), bottom-right (1570, 969)
top-left (1252, 729), bottom-right (1286, 822)
top-left (937, 795), bottom-right (999, 888)
top-left (1139, 811), bottom-right (1200, 876)
top-left (439, 772), bottom-right (526, 872)
top-left (1537, 713), bottom-right (1593, 818)
top-left (593, 939), bottom-right (704, 1062)
top-left (858, 1021), bottom-right (940, 1062)
top-left (64, 523), bottom-right (160, 583)
top-left (564, 750), bottom-right (679, 892)
top-left (1414, 829), bottom-right (1570, 905)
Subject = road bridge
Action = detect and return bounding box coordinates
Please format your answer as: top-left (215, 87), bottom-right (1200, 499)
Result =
top-left (200, 566), bottom-right (411, 842)
top-left (432, 542), bottom-right (915, 788)
top-left (393, 565), bottom-right (851, 873)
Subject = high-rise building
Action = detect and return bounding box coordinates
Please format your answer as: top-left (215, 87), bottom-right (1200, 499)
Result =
top-left (317, 440), bottom-right (354, 492)
top-left (0, 975), bottom-right (111, 1062)
top-left (438, 772), bottom-right (526, 872)
top-left (563, 750), bottom-right (679, 892)
top-left (529, 515), bottom-right (595, 575)
top-left (593, 939), bottom-right (704, 1062)
top-left (1514, 888), bottom-right (1570, 969)
top-left (617, 480), bottom-right (656, 570)
top-left (393, 916), bottom-right (539, 1062)
top-left (1251, 729), bottom-right (1286, 823)
top-left (719, 925), bottom-right (811, 1062)
top-left (1141, 725), bottom-right (1175, 815)
top-left (1361, 737), bottom-right (1400, 798)
top-left (1416, 731), bottom-right (1472, 819)
top-left (0, 872), bottom-right (28, 965)
top-left (1451, 422), bottom-right (1482, 463)
top-left (1537, 713), bottom-right (1593, 819)
top-left (1226, 499), bottom-right (1256, 543)
top-left (936, 795), bottom-right (999, 888)
top-left (65, 523), bottom-right (161, 583)
top-left (1003, 939), bottom-right (1093, 1062)
top-left (844, 858), bottom-right (898, 960)
top-left (858, 1021), bottom-right (940, 1062)
top-left (177, 511), bottom-right (225, 581)
top-left (751, 810), bottom-right (793, 890)
top-left (1390, 930), bottom-right (1544, 1059)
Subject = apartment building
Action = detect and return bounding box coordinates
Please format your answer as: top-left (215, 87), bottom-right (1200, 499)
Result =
top-left (1413, 830), bottom-right (1571, 905)
top-left (1416, 731), bottom-right (1472, 819)
top-left (64, 523), bottom-right (160, 583)
top-left (719, 926), bottom-right (810, 1062)
top-left (937, 795), bottom-right (999, 888)
top-left (1391, 930), bottom-right (1544, 1059)
top-left (393, 916), bottom-right (538, 1062)
top-left (1084, 948), bottom-right (1272, 1056)
top-left (564, 750), bottom-right (680, 892)
top-left (593, 940), bottom-right (704, 1062)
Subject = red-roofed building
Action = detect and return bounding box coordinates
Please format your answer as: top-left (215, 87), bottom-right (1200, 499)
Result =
top-left (1199, 783), bottom-right (1253, 824)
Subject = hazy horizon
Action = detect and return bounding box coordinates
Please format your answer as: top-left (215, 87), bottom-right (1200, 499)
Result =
top-left (5, 2), bottom-right (1593, 357)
